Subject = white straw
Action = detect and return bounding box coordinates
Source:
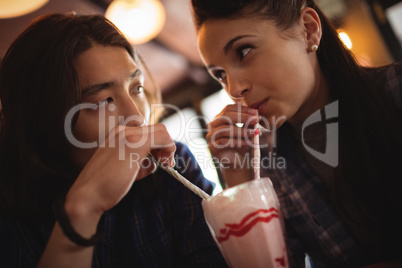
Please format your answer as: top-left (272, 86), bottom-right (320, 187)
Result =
top-left (253, 124), bottom-right (261, 180)
top-left (148, 153), bottom-right (211, 199)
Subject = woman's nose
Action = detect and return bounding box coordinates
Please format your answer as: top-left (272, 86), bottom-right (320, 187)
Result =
top-left (227, 73), bottom-right (249, 100)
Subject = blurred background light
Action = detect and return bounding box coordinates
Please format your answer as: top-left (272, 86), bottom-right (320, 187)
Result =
top-left (0, 0), bottom-right (48, 19)
top-left (105, 0), bottom-right (166, 44)
top-left (338, 30), bottom-right (353, 50)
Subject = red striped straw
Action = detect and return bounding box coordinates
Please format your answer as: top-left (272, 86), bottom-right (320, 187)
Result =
top-left (254, 124), bottom-right (260, 180)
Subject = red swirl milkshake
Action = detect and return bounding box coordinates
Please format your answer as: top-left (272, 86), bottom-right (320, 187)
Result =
top-left (202, 178), bottom-right (288, 268)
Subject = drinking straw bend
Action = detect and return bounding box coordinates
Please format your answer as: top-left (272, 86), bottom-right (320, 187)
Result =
top-left (148, 153), bottom-right (211, 199)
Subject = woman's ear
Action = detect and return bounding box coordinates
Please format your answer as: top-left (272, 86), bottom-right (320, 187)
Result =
top-left (300, 7), bottom-right (322, 52)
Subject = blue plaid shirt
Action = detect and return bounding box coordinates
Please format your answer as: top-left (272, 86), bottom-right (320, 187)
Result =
top-left (0, 142), bottom-right (228, 268)
top-left (261, 62), bottom-right (402, 268)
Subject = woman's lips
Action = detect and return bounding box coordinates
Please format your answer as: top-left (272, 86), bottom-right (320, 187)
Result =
top-left (250, 98), bottom-right (268, 114)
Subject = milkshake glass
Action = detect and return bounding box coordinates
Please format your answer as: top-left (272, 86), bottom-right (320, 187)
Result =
top-left (202, 178), bottom-right (288, 268)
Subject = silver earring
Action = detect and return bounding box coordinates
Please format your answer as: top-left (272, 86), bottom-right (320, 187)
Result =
top-left (311, 44), bottom-right (318, 52)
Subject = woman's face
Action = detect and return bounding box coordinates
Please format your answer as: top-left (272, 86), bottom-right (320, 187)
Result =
top-left (197, 16), bottom-right (326, 129)
top-left (70, 45), bottom-right (150, 167)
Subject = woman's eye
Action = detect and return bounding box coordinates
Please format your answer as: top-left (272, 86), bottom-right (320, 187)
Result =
top-left (132, 85), bottom-right (144, 94)
top-left (237, 46), bottom-right (252, 60)
top-left (214, 70), bottom-right (227, 83)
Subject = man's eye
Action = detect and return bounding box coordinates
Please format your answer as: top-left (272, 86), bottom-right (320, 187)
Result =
top-left (96, 97), bottom-right (113, 107)
top-left (132, 85), bottom-right (144, 94)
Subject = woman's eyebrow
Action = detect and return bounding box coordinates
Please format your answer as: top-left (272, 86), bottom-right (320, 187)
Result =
top-left (82, 69), bottom-right (143, 96)
top-left (205, 35), bottom-right (256, 69)
top-left (223, 35), bottom-right (255, 55)
top-left (206, 66), bottom-right (222, 73)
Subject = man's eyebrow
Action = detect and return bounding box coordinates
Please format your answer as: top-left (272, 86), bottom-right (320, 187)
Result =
top-left (82, 69), bottom-right (143, 95)
top-left (224, 35), bottom-right (255, 55)
top-left (82, 81), bottom-right (114, 96)
top-left (129, 69), bottom-right (143, 80)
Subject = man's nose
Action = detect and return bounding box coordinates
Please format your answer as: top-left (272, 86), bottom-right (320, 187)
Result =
top-left (118, 97), bottom-right (145, 127)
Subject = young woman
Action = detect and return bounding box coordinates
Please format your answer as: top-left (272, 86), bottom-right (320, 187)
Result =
top-left (0, 13), bottom-right (227, 267)
top-left (192, 0), bottom-right (402, 267)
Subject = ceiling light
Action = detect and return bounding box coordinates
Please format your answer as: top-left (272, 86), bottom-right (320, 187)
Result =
top-left (0, 0), bottom-right (48, 19)
top-left (337, 30), bottom-right (353, 50)
top-left (105, 0), bottom-right (166, 45)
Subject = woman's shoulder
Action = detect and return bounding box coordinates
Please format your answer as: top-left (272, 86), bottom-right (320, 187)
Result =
top-left (364, 61), bottom-right (402, 110)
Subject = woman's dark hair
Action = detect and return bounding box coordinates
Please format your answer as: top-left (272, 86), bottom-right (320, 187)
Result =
top-left (192, 0), bottom-right (402, 258)
top-left (0, 13), bottom-right (160, 220)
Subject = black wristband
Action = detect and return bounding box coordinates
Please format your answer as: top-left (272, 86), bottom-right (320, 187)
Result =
top-left (52, 197), bottom-right (103, 247)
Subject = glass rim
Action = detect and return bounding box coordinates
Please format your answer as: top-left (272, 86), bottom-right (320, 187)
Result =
top-left (203, 178), bottom-right (272, 203)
